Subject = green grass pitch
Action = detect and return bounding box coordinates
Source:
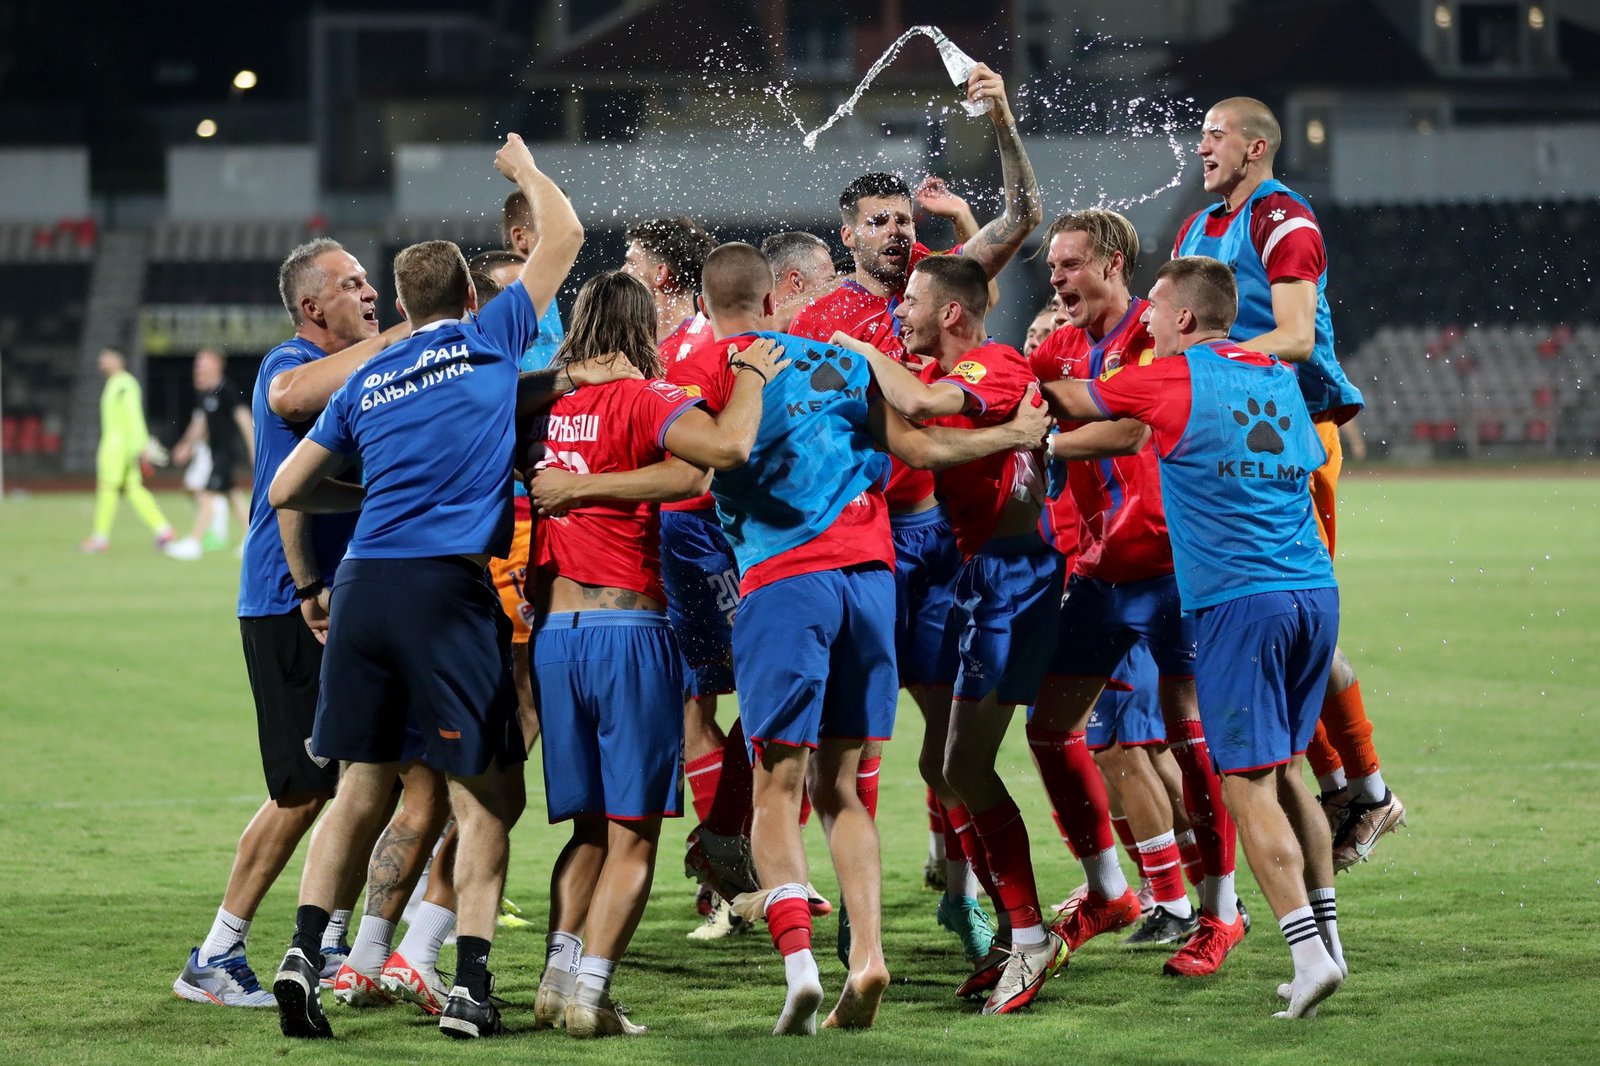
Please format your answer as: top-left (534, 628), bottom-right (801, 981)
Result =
top-left (1, 473), bottom-right (1596, 1063)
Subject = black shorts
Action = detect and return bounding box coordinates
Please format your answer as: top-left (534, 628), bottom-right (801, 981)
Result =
top-left (206, 449), bottom-right (241, 494)
top-left (239, 611), bottom-right (340, 799)
top-left (313, 556), bottom-right (525, 777)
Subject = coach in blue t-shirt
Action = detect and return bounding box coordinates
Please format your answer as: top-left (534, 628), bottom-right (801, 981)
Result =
top-left (1044, 256), bottom-right (1347, 1022)
top-left (262, 133), bottom-right (584, 1043)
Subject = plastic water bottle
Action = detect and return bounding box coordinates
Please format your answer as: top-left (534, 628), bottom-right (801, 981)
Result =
top-left (924, 26), bottom-right (992, 116)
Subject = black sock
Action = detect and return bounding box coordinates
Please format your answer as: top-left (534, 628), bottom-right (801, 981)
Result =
top-left (455, 936), bottom-right (492, 1000)
top-left (291, 905), bottom-right (331, 965)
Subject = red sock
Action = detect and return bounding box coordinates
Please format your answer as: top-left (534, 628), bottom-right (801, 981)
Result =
top-left (1171, 719), bottom-right (1236, 878)
top-left (946, 803), bottom-right (1002, 910)
top-left (855, 755), bottom-right (881, 820)
top-left (1026, 725), bottom-right (1114, 858)
top-left (685, 749), bottom-right (723, 823)
top-left (1111, 815), bottom-right (1144, 878)
top-left (1305, 720), bottom-right (1342, 779)
top-left (971, 798), bottom-right (1043, 931)
top-left (1176, 830), bottom-right (1204, 886)
top-left (1322, 681), bottom-right (1380, 779)
top-left (1136, 835), bottom-right (1187, 906)
top-left (765, 895), bottom-right (813, 956)
top-left (927, 788), bottom-right (945, 836)
top-left (1050, 812), bottom-right (1083, 858)
top-left (798, 790), bottom-right (812, 827)
top-left (703, 720), bottom-right (752, 836)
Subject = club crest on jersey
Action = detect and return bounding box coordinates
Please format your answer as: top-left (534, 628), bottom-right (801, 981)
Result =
top-left (951, 360), bottom-right (987, 385)
top-left (1098, 364), bottom-right (1124, 383)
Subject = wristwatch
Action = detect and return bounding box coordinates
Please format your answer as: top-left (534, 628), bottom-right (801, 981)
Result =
top-left (294, 579), bottom-right (326, 601)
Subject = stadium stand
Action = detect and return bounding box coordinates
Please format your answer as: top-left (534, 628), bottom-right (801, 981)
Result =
top-left (0, 223), bottom-right (96, 467)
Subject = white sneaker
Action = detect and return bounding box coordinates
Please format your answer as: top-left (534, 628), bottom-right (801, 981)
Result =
top-left (981, 932), bottom-right (1069, 1016)
top-left (687, 896), bottom-right (750, 940)
top-left (378, 950), bottom-right (447, 1015)
top-left (565, 994), bottom-right (647, 1038)
top-left (165, 536), bottom-right (203, 561)
top-left (173, 946), bottom-right (276, 1007)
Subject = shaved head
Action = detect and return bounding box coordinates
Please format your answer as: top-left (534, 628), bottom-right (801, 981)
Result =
top-left (1213, 96), bottom-right (1281, 163)
top-left (701, 242), bottom-right (773, 317)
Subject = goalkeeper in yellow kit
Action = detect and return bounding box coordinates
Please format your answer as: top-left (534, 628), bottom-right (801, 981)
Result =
top-left (82, 347), bottom-right (174, 553)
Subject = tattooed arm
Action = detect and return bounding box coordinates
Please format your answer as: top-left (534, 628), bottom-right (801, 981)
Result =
top-left (960, 63), bottom-right (1043, 280)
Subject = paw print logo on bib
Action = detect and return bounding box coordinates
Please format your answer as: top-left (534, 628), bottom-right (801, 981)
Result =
top-left (1233, 397), bottom-right (1292, 455)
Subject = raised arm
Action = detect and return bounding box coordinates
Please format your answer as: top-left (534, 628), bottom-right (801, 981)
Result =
top-left (493, 133), bottom-right (584, 320)
top-left (529, 456), bottom-right (710, 517)
top-left (870, 382), bottom-right (1051, 470)
top-left (958, 64), bottom-right (1043, 279)
top-left (830, 331), bottom-right (966, 421)
top-left (660, 339), bottom-right (789, 470)
top-left (915, 175), bottom-right (1001, 309)
top-left (269, 320), bottom-right (412, 423)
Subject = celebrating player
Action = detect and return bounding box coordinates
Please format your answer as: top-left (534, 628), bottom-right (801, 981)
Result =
top-left (1049, 255), bottom-right (1346, 1019)
top-left (836, 254), bottom-right (1064, 1016)
top-left (1174, 97), bottom-right (1404, 868)
top-left (266, 133), bottom-right (583, 1042)
top-left (1033, 209), bottom-right (1243, 975)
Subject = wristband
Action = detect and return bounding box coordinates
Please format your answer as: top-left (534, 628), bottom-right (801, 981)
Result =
top-left (729, 360), bottom-right (768, 384)
top-left (294, 579), bottom-right (326, 601)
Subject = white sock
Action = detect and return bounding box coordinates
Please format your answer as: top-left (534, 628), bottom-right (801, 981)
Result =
top-left (778, 949), bottom-right (824, 1034)
top-left (395, 901), bottom-right (455, 971)
top-left (322, 909), bottom-right (352, 950)
top-left (929, 830), bottom-right (946, 864)
top-left (1281, 905), bottom-right (1335, 977)
top-left (1316, 767), bottom-right (1348, 793)
top-left (943, 859), bottom-right (978, 901)
top-left (573, 954), bottom-right (615, 1009)
top-left (346, 916), bottom-right (396, 976)
top-left (199, 907), bottom-right (250, 964)
top-left (209, 505), bottom-right (229, 540)
top-left (543, 931), bottom-right (582, 995)
top-left (1203, 873), bottom-right (1239, 923)
top-left (1011, 922), bottom-right (1046, 948)
top-left (1082, 846), bottom-right (1129, 899)
top-left (1309, 887), bottom-right (1345, 975)
top-left (1349, 771), bottom-right (1387, 805)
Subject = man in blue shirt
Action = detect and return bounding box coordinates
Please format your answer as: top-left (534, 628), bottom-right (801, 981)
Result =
top-left (172, 237), bottom-right (408, 1010)
top-left (266, 132), bottom-right (585, 1042)
top-left (1045, 256), bottom-right (1347, 1021)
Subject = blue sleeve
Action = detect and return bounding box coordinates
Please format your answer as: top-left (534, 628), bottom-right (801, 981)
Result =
top-left (476, 279), bottom-right (542, 362)
top-left (307, 382), bottom-right (356, 455)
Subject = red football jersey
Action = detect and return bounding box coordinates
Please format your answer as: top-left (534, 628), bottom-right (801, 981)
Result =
top-left (659, 312), bottom-right (713, 371)
top-left (674, 332), bottom-right (894, 595)
top-left (918, 340), bottom-right (1040, 558)
top-left (1171, 193), bottom-right (1325, 284)
top-left (1039, 471), bottom-right (1082, 567)
top-left (1030, 299), bottom-right (1175, 583)
top-left (661, 320), bottom-right (728, 513)
top-left (789, 241), bottom-right (949, 511)
top-left (529, 377), bottom-right (700, 603)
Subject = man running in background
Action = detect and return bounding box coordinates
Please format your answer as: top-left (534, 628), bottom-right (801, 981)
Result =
top-left (1174, 96), bottom-right (1404, 869)
top-left (81, 347), bottom-right (175, 553)
top-left (166, 348), bottom-right (252, 560)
